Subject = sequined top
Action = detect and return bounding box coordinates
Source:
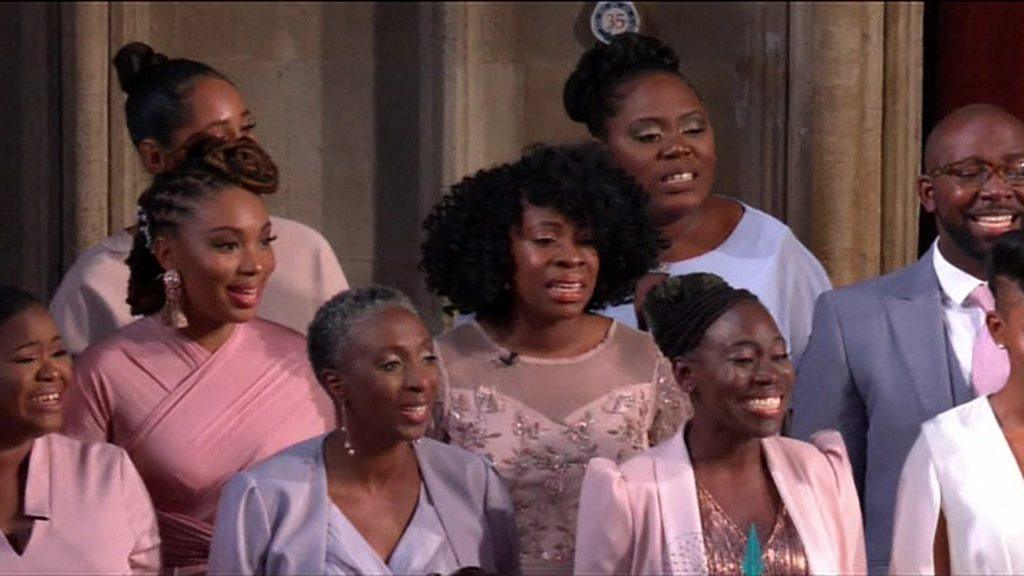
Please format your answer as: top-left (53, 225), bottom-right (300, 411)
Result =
top-left (696, 483), bottom-right (808, 576)
top-left (436, 321), bottom-right (691, 573)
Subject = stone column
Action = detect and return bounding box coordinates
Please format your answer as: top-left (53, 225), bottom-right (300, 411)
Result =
top-left (60, 2), bottom-right (110, 263)
top-left (881, 2), bottom-right (924, 273)
top-left (787, 2), bottom-right (922, 287)
top-left (108, 3), bottom-right (153, 232)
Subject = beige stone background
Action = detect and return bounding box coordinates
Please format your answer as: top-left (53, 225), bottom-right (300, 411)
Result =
top-left (0, 1), bottom-right (922, 329)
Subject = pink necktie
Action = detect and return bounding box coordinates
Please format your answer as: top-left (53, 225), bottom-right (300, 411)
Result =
top-left (969, 284), bottom-right (1009, 396)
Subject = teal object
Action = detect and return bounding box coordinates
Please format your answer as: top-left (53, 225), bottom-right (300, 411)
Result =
top-left (742, 524), bottom-right (764, 576)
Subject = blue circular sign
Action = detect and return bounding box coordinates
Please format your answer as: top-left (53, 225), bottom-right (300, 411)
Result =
top-left (591, 1), bottom-right (641, 44)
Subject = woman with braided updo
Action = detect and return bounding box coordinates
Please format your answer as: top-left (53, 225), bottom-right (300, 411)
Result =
top-left (422, 143), bottom-right (690, 574)
top-left (575, 273), bottom-right (866, 575)
top-left (564, 33), bottom-right (830, 361)
top-left (62, 136), bottom-right (334, 572)
top-left (50, 42), bottom-right (347, 355)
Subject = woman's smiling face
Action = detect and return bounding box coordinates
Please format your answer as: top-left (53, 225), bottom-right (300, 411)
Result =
top-left (677, 300), bottom-right (793, 439)
top-left (154, 186), bottom-right (277, 328)
top-left (0, 305), bottom-right (72, 442)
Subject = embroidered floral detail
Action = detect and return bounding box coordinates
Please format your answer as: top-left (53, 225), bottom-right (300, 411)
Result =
top-left (444, 381), bottom-right (688, 566)
top-left (447, 391), bottom-right (502, 449)
top-left (474, 385), bottom-right (504, 413)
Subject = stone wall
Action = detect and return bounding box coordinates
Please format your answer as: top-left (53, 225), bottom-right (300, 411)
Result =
top-left (0, 1), bottom-right (923, 318)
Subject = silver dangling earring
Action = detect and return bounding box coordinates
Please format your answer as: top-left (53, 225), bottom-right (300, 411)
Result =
top-left (339, 401), bottom-right (356, 456)
top-left (161, 270), bottom-right (189, 329)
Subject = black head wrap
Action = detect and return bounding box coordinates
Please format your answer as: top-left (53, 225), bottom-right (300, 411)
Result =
top-left (644, 273), bottom-right (758, 359)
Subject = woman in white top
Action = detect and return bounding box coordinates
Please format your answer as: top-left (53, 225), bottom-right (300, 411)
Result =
top-left (563, 33), bottom-right (830, 361)
top-left (50, 42), bottom-right (346, 353)
top-left (890, 230), bottom-right (1024, 574)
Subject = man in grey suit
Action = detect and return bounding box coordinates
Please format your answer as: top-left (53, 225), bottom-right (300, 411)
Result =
top-left (790, 103), bottom-right (1022, 574)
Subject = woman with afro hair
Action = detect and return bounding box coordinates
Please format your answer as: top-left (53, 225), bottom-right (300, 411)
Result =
top-left (421, 142), bottom-right (691, 575)
top-left (563, 33), bottom-right (831, 362)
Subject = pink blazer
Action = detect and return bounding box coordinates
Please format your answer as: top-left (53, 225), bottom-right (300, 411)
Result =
top-left (574, 429), bottom-right (866, 575)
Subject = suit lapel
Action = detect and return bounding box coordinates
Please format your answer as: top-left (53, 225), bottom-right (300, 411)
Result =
top-left (651, 431), bottom-right (708, 575)
top-left (882, 252), bottom-right (956, 415)
top-left (763, 438), bottom-right (838, 574)
top-left (415, 440), bottom-right (485, 569)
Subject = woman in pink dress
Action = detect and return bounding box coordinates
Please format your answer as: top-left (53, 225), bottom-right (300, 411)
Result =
top-left (575, 273), bottom-right (865, 575)
top-left (421, 143), bottom-right (690, 574)
top-left (50, 42), bottom-right (347, 354)
top-left (63, 137), bottom-right (334, 572)
top-left (0, 285), bottom-right (160, 574)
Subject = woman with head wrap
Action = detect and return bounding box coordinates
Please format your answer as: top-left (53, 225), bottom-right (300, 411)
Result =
top-left (422, 143), bottom-right (690, 574)
top-left (208, 285), bottom-right (518, 575)
top-left (574, 273), bottom-right (866, 575)
top-left (890, 230), bottom-right (1024, 575)
top-left (50, 42), bottom-right (347, 354)
top-left (0, 285), bottom-right (159, 573)
top-left (563, 33), bottom-right (830, 361)
top-left (62, 136), bottom-right (334, 572)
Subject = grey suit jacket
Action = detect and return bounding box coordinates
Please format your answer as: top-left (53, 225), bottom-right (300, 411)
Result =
top-left (790, 249), bottom-right (973, 575)
top-left (208, 434), bottom-right (520, 575)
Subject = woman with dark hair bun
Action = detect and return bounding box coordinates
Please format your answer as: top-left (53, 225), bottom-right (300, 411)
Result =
top-left (564, 33), bottom-right (830, 361)
top-left (62, 136), bottom-right (334, 572)
top-left (50, 42), bottom-right (347, 355)
top-left (891, 230), bottom-right (1024, 574)
top-left (422, 143), bottom-right (690, 574)
top-left (0, 285), bottom-right (160, 573)
top-left (575, 273), bottom-right (865, 575)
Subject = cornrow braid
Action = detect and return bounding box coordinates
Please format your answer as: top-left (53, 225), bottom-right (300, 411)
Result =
top-left (644, 273), bottom-right (758, 359)
top-left (126, 136), bottom-right (279, 316)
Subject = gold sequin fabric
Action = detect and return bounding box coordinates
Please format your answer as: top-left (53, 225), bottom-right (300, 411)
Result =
top-left (696, 483), bottom-right (808, 576)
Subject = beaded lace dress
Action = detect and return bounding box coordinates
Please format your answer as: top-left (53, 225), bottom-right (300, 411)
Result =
top-left (436, 320), bottom-right (691, 574)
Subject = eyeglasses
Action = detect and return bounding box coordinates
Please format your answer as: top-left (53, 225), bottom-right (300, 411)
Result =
top-left (927, 158), bottom-right (1024, 191)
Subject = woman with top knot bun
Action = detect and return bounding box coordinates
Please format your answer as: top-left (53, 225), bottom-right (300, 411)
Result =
top-left (50, 42), bottom-right (348, 355)
top-left (62, 136), bottom-right (335, 572)
top-left (564, 33), bottom-right (831, 362)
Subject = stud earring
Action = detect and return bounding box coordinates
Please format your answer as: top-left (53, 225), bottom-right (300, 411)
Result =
top-left (339, 401), bottom-right (356, 456)
top-left (161, 270), bottom-right (188, 328)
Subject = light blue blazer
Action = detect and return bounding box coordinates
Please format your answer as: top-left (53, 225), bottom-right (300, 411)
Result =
top-left (790, 249), bottom-right (974, 574)
top-left (208, 434), bottom-right (520, 575)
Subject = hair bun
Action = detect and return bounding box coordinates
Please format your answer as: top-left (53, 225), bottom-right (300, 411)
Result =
top-left (113, 42), bottom-right (170, 94)
top-left (644, 273), bottom-right (758, 359)
top-left (564, 33), bottom-right (684, 135)
top-left (183, 135), bottom-right (280, 195)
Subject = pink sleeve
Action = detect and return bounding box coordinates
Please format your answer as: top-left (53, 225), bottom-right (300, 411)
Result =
top-left (889, 433), bottom-right (940, 575)
top-left (574, 458), bottom-right (635, 575)
top-left (62, 354), bottom-right (112, 443)
top-left (118, 449), bottom-right (161, 574)
top-left (810, 429), bottom-right (867, 575)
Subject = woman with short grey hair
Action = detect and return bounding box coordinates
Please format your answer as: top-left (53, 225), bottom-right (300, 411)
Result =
top-left (209, 285), bottom-right (520, 575)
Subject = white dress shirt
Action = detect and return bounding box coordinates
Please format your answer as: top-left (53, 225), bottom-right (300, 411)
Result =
top-left (931, 242), bottom-right (987, 386)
